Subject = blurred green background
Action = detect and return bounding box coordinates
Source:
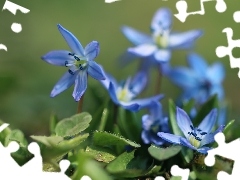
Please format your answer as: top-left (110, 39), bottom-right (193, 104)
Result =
top-left (0, 0), bottom-right (240, 136)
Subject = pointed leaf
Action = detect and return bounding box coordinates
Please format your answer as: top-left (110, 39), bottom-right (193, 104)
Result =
top-left (193, 95), bottom-right (218, 125)
top-left (93, 131), bottom-right (140, 154)
top-left (85, 145), bottom-right (116, 163)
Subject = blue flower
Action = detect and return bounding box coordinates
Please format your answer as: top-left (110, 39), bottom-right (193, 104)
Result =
top-left (121, 8), bottom-right (202, 63)
top-left (142, 101), bottom-right (169, 145)
top-left (158, 107), bottom-right (225, 154)
top-left (168, 53), bottom-right (225, 104)
top-left (41, 24), bottom-right (106, 101)
top-left (101, 71), bottom-right (164, 111)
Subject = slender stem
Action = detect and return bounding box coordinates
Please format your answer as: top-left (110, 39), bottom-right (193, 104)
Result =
top-left (113, 103), bottom-right (119, 125)
top-left (77, 94), bottom-right (84, 113)
top-left (155, 68), bottom-right (162, 94)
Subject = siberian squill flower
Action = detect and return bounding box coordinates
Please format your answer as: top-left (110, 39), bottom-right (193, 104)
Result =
top-left (101, 71), bottom-right (164, 111)
top-left (121, 8), bottom-right (202, 63)
top-left (41, 24), bottom-right (106, 101)
top-left (158, 107), bottom-right (225, 154)
top-left (168, 53), bottom-right (225, 104)
top-left (142, 101), bottom-right (169, 145)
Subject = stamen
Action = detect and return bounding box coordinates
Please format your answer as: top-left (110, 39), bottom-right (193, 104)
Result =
top-left (200, 132), bottom-right (207, 136)
top-left (68, 69), bottom-right (75, 75)
top-left (190, 125), bottom-right (194, 130)
top-left (79, 65), bottom-right (84, 70)
top-left (68, 53), bottom-right (74, 56)
top-left (74, 56), bottom-right (80, 61)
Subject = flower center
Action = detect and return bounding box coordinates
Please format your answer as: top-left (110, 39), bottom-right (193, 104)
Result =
top-left (116, 78), bottom-right (135, 102)
top-left (65, 53), bottom-right (88, 70)
top-left (187, 125), bottom-right (207, 148)
top-left (152, 30), bottom-right (169, 48)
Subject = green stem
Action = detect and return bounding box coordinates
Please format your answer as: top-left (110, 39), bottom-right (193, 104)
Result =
top-left (113, 103), bottom-right (119, 125)
top-left (77, 94), bottom-right (84, 113)
top-left (155, 69), bottom-right (162, 94)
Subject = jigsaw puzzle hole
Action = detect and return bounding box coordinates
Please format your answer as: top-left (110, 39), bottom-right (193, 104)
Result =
top-left (232, 47), bottom-right (240, 59)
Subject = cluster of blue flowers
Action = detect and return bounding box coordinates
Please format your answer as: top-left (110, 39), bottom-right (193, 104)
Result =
top-left (41, 8), bottom-right (226, 154)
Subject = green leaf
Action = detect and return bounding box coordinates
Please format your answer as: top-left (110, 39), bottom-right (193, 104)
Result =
top-left (223, 119), bottom-right (235, 134)
top-left (85, 145), bottom-right (116, 163)
top-left (148, 145), bottom-right (182, 161)
top-left (5, 129), bottom-right (28, 147)
top-left (4, 129), bottom-right (33, 166)
top-left (193, 95), bottom-right (218, 125)
top-left (49, 113), bottom-right (58, 135)
top-left (70, 151), bottom-right (112, 180)
top-left (182, 99), bottom-right (195, 115)
top-left (55, 112), bottom-right (92, 137)
top-left (0, 120), bottom-right (11, 145)
top-left (106, 150), bottom-right (151, 178)
top-left (118, 107), bottom-right (141, 142)
top-left (98, 108), bottom-right (109, 131)
top-left (31, 133), bottom-right (88, 161)
top-left (168, 99), bottom-right (183, 136)
top-left (92, 131), bottom-right (140, 154)
top-left (144, 165), bottom-right (162, 176)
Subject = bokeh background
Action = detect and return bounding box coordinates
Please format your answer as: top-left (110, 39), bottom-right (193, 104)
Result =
top-left (0, 0), bottom-right (240, 137)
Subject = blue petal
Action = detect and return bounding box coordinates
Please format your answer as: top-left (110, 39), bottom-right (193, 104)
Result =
top-left (151, 8), bottom-right (172, 32)
top-left (50, 70), bottom-right (78, 97)
top-left (101, 73), bottom-right (118, 90)
top-left (130, 94), bottom-right (164, 110)
top-left (41, 50), bottom-right (74, 66)
top-left (118, 101), bottom-right (140, 111)
top-left (196, 147), bottom-right (211, 154)
top-left (130, 71), bottom-right (148, 96)
top-left (168, 67), bottom-right (198, 89)
top-left (180, 137), bottom-right (197, 151)
top-left (108, 82), bottom-right (120, 105)
top-left (217, 105), bottom-right (227, 126)
top-left (209, 85), bottom-right (224, 100)
top-left (154, 49), bottom-right (171, 62)
top-left (72, 71), bottom-right (87, 101)
top-left (141, 131), bottom-right (151, 144)
top-left (198, 108), bottom-right (217, 133)
top-left (176, 107), bottom-right (193, 138)
top-left (57, 24), bottom-right (85, 56)
top-left (168, 30), bottom-right (203, 49)
top-left (142, 114), bottom-right (153, 131)
top-left (121, 26), bottom-right (153, 45)
top-left (88, 61), bottom-right (106, 80)
top-left (149, 101), bottom-right (163, 120)
top-left (200, 125), bottom-right (225, 147)
top-left (187, 53), bottom-right (208, 77)
top-left (84, 41), bottom-right (100, 61)
top-left (207, 62), bottom-right (225, 84)
top-left (128, 44), bottom-right (157, 57)
top-left (157, 132), bottom-right (182, 144)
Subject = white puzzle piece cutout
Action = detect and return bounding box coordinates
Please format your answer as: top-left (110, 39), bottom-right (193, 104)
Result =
top-left (0, 123), bottom-right (91, 180)
top-left (174, 0), bottom-right (227, 22)
top-left (216, 11), bottom-right (240, 78)
top-left (1, 0), bottom-right (30, 51)
top-left (154, 165), bottom-right (190, 180)
top-left (205, 132), bottom-right (240, 180)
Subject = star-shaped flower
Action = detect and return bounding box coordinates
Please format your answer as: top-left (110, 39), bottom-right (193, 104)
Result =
top-left (158, 107), bottom-right (225, 154)
top-left (121, 8), bottom-right (202, 63)
top-left (41, 24), bottom-right (106, 101)
top-left (142, 101), bottom-right (169, 145)
top-left (101, 71), bottom-right (163, 111)
top-left (168, 53), bottom-right (225, 104)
